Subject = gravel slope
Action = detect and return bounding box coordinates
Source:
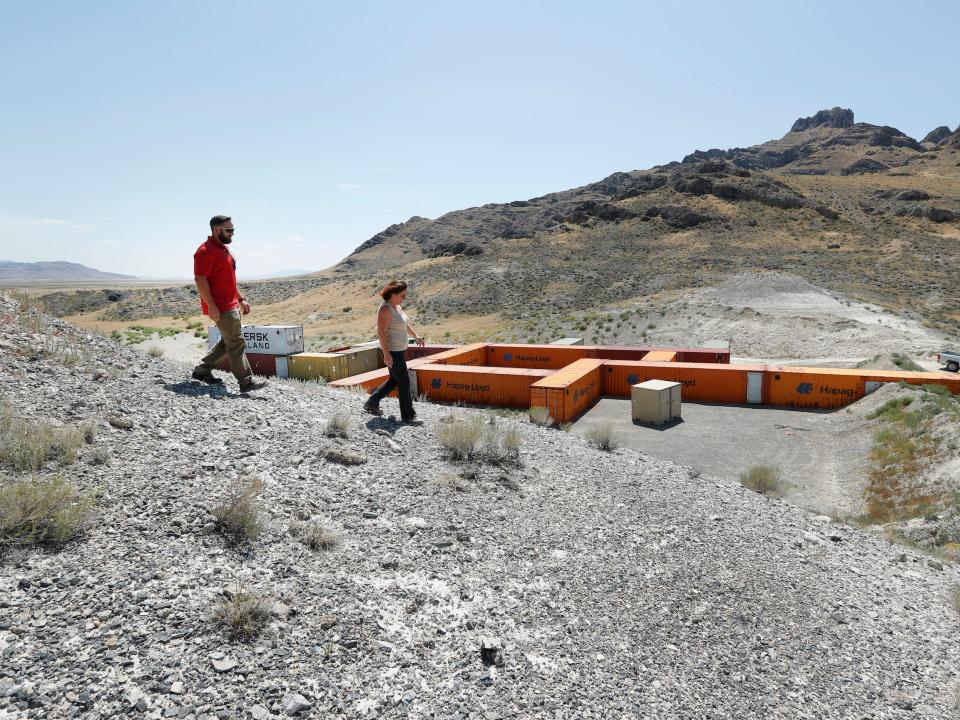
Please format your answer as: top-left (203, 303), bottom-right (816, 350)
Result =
top-left (1, 294), bottom-right (959, 719)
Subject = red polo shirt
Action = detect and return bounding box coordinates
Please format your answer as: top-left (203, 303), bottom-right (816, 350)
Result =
top-left (193, 237), bottom-right (240, 315)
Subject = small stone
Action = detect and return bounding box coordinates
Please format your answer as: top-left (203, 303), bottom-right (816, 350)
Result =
top-left (928, 560), bottom-right (944, 571)
top-left (380, 557), bottom-right (399, 570)
top-left (105, 636), bottom-right (118, 648)
top-left (282, 692), bottom-right (312, 715)
top-left (211, 657), bottom-right (237, 673)
top-left (250, 706), bottom-right (271, 720)
top-left (169, 681), bottom-right (184, 695)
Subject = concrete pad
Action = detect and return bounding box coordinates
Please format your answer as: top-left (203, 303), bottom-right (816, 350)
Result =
top-left (572, 397), bottom-right (856, 515)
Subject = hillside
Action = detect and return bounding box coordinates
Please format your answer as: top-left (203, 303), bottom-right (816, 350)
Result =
top-left (33, 108), bottom-right (960, 350)
top-left (0, 261), bottom-right (136, 285)
top-left (3, 294), bottom-right (960, 717)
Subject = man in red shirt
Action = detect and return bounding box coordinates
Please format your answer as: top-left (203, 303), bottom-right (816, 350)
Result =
top-left (191, 215), bottom-right (266, 392)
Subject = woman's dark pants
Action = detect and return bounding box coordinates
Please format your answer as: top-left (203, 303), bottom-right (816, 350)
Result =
top-left (367, 351), bottom-right (415, 421)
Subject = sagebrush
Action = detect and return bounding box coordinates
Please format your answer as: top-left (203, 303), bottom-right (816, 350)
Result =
top-left (0, 477), bottom-right (95, 551)
top-left (212, 475), bottom-right (265, 542)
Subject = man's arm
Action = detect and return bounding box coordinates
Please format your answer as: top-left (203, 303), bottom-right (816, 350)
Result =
top-left (237, 287), bottom-right (251, 315)
top-left (194, 275), bottom-right (220, 322)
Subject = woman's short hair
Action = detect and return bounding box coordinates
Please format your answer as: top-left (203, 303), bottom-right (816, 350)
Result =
top-left (380, 280), bottom-right (407, 301)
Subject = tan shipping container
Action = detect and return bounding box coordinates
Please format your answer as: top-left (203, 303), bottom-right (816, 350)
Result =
top-left (631, 380), bottom-right (681, 424)
top-left (336, 346), bottom-right (383, 376)
top-left (287, 352), bottom-right (351, 381)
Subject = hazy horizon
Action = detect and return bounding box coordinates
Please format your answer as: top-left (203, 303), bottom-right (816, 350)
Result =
top-left (1, 0), bottom-right (958, 277)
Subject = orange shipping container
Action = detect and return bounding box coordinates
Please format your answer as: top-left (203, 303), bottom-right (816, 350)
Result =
top-left (767, 366), bottom-right (960, 408)
top-left (530, 359), bottom-right (604, 422)
top-left (425, 343), bottom-right (489, 367)
top-left (415, 364), bottom-right (551, 407)
top-left (601, 361), bottom-right (765, 404)
top-left (488, 344), bottom-right (588, 370)
top-left (642, 350), bottom-right (677, 362)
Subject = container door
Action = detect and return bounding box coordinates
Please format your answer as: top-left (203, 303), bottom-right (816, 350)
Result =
top-left (747, 372), bottom-right (763, 404)
top-left (865, 381), bottom-right (884, 395)
top-left (660, 390), bottom-right (671, 423)
top-left (275, 357), bottom-right (289, 379)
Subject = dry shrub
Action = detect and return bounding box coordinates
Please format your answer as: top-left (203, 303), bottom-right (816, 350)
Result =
top-left (739, 465), bottom-right (783, 496)
top-left (529, 406), bottom-right (554, 427)
top-left (0, 400), bottom-right (84, 472)
top-left (146, 346), bottom-right (164, 358)
top-left (290, 521), bottom-right (340, 551)
top-left (950, 585), bottom-right (960, 617)
top-left (0, 477), bottom-right (95, 551)
top-left (324, 412), bottom-right (349, 438)
top-left (585, 423), bottom-right (619, 452)
top-left (212, 475), bottom-right (265, 542)
top-left (214, 582), bottom-right (272, 639)
top-left (437, 417), bottom-right (521, 463)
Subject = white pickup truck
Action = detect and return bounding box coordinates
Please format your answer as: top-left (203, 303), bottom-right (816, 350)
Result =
top-left (938, 351), bottom-right (960, 372)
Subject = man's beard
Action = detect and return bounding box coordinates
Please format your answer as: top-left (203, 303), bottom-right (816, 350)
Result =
top-left (220, 235), bottom-right (233, 245)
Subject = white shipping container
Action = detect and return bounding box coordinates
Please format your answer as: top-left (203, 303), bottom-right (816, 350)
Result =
top-left (207, 325), bottom-right (304, 355)
top-left (550, 337), bottom-right (584, 346)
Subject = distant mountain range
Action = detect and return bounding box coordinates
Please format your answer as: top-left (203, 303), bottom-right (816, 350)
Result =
top-left (32, 107), bottom-right (960, 341)
top-left (0, 261), bottom-right (137, 284)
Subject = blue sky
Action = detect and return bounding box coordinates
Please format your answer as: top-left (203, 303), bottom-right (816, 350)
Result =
top-left (1, 1), bottom-right (957, 278)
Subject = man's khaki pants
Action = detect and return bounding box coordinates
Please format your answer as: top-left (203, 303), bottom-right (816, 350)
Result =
top-left (194, 309), bottom-right (252, 382)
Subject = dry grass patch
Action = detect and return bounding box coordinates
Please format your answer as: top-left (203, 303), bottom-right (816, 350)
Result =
top-left (528, 406), bottom-right (554, 427)
top-left (739, 465), bottom-right (783, 495)
top-left (0, 477), bottom-right (95, 552)
top-left (290, 520), bottom-right (341, 551)
top-left (324, 412), bottom-right (349, 438)
top-left (950, 584), bottom-right (960, 617)
top-left (146, 346), bottom-right (164, 358)
top-left (437, 416), bottom-right (521, 464)
top-left (584, 423), bottom-right (619, 451)
top-left (214, 583), bottom-right (272, 639)
top-left (212, 475), bottom-right (265, 542)
top-left (0, 400), bottom-right (84, 472)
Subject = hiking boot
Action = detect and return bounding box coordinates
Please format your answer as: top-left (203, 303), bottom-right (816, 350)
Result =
top-left (239, 378), bottom-right (267, 393)
top-left (191, 370), bottom-right (223, 385)
top-left (363, 402), bottom-right (383, 416)
top-left (401, 417), bottom-right (423, 426)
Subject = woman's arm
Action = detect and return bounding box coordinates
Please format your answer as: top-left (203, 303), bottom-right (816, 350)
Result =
top-left (377, 305), bottom-right (394, 366)
top-left (407, 321), bottom-right (425, 346)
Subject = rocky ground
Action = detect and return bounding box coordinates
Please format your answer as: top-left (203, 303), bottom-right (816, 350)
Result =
top-left (3, 301), bottom-right (960, 720)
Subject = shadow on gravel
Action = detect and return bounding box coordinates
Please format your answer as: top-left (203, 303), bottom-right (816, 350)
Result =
top-left (365, 416), bottom-right (401, 433)
top-left (161, 380), bottom-right (249, 400)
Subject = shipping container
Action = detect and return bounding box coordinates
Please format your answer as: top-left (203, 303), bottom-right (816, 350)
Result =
top-left (287, 352), bottom-right (350, 381)
top-left (215, 353), bottom-right (289, 378)
top-left (421, 343), bottom-right (489, 366)
top-left (208, 325), bottom-right (304, 355)
top-left (414, 364), bottom-right (552, 407)
top-left (766, 366), bottom-right (960, 408)
top-left (631, 380), bottom-right (681, 424)
top-left (335, 346), bottom-right (382, 376)
top-left (406, 344), bottom-right (458, 360)
top-left (642, 350), bottom-right (677, 362)
top-left (550, 337), bottom-right (585, 346)
top-left (601, 361), bottom-right (765, 404)
top-left (529, 359), bottom-right (604, 422)
top-left (585, 345), bottom-right (731, 364)
top-left (488, 344), bottom-right (588, 369)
